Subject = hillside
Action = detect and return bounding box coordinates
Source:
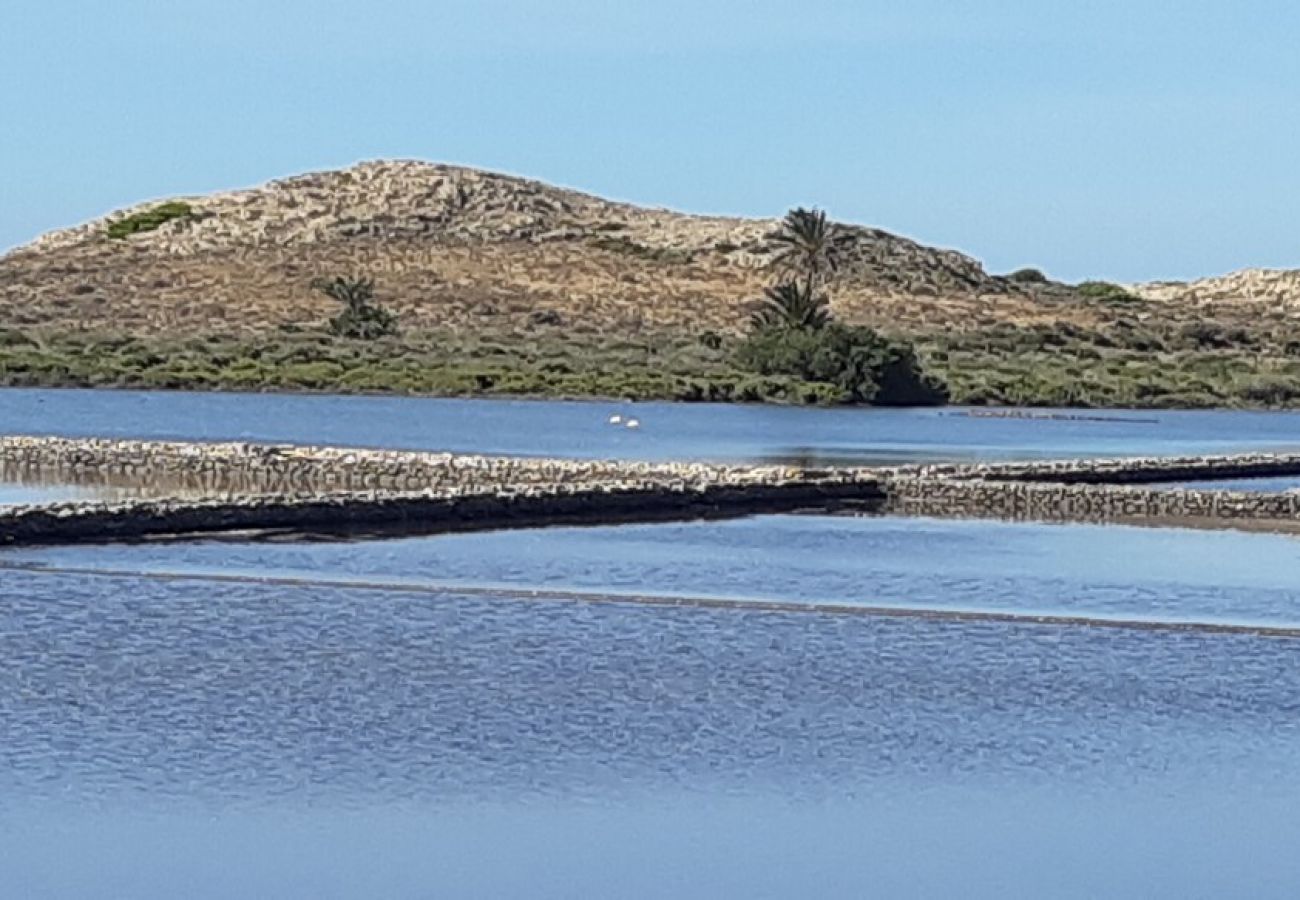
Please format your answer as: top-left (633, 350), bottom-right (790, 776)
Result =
top-left (2, 159), bottom-right (1073, 336)
top-left (1132, 269), bottom-right (1300, 307)
top-left (3, 160), bottom-right (1300, 409)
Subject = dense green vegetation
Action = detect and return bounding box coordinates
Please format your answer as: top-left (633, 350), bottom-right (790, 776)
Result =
top-left (105, 202), bottom-right (194, 240)
top-left (1074, 280), bottom-right (1142, 304)
top-left (738, 323), bottom-right (948, 405)
top-left (918, 321), bottom-right (1300, 408)
top-left (736, 206), bottom-right (948, 405)
top-left (1006, 267), bottom-right (1048, 284)
top-left (1, 322), bottom-right (1298, 408)
top-left (0, 327), bottom-right (809, 402)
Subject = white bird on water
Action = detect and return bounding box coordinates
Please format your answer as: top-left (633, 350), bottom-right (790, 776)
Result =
top-left (625, 418), bottom-right (640, 429)
top-left (608, 414), bottom-right (622, 425)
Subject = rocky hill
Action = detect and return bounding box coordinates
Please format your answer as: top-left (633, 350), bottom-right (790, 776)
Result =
top-left (1, 159), bottom-right (1069, 337)
top-left (6, 159), bottom-right (1295, 342)
top-left (6, 161), bottom-right (1300, 410)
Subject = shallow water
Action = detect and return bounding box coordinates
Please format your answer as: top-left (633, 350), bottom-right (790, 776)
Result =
top-left (0, 476), bottom-right (216, 506)
top-left (5, 390), bottom-right (1300, 896)
top-left (3, 567), bottom-right (1300, 898)
top-left (4, 387), bottom-right (1300, 463)
top-left (9, 789), bottom-right (1300, 899)
top-left (15, 514), bottom-right (1300, 627)
top-left (0, 481), bottom-right (106, 505)
top-left (1156, 475), bottom-right (1300, 492)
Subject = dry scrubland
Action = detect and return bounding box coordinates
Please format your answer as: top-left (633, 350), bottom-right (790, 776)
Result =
top-left (3, 159), bottom-right (1300, 407)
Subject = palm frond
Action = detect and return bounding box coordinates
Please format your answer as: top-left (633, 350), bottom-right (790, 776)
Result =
top-left (769, 206), bottom-right (840, 283)
top-left (312, 276), bottom-right (376, 313)
top-left (751, 280), bottom-right (832, 330)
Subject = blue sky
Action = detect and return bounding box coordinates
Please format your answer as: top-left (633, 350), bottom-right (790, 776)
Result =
top-left (3, 0), bottom-right (1299, 282)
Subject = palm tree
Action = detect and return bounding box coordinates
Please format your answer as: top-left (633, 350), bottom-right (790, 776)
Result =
top-left (312, 275), bottom-right (398, 339)
top-left (312, 276), bottom-right (376, 315)
top-left (771, 207), bottom-right (839, 290)
top-left (751, 280), bottom-right (832, 330)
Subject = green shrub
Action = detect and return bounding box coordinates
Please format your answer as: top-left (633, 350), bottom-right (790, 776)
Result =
top-left (1007, 268), bottom-right (1048, 284)
top-left (589, 236), bottom-right (694, 264)
top-left (1238, 375), bottom-right (1300, 406)
top-left (280, 361), bottom-right (345, 388)
top-left (1076, 281), bottom-right (1141, 304)
top-left (697, 330), bottom-right (724, 350)
top-left (1178, 323), bottom-right (1255, 350)
top-left (736, 323), bottom-right (948, 406)
top-left (106, 202), bottom-right (193, 240)
top-left (729, 375), bottom-right (795, 403)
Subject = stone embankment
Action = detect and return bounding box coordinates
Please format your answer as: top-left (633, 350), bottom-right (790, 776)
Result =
top-left (0, 435), bottom-right (887, 545)
top-left (0, 435), bottom-right (837, 494)
top-left (0, 479), bottom-right (888, 546)
top-left (883, 477), bottom-right (1300, 524)
top-left (1, 435), bottom-right (1299, 546)
top-left (881, 452), bottom-right (1300, 526)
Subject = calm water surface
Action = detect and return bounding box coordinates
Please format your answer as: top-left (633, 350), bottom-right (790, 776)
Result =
top-left (15, 514), bottom-right (1300, 626)
top-left (4, 387), bottom-right (1300, 463)
top-left (0, 482), bottom-right (106, 506)
top-left (1159, 475), bottom-right (1300, 492)
top-left (5, 390), bottom-right (1300, 897)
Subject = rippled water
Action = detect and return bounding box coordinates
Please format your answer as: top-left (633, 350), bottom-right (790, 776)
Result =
top-left (5, 389), bottom-right (1300, 896)
top-left (4, 387), bottom-right (1300, 463)
top-left (18, 570), bottom-right (1291, 804)
top-left (3, 565), bottom-right (1300, 898)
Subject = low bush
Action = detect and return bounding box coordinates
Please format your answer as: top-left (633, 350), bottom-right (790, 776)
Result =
top-left (106, 202), bottom-right (193, 240)
top-left (1178, 323), bottom-right (1255, 350)
top-left (736, 323), bottom-right (948, 406)
top-left (1238, 375), bottom-right (1300, 407)
top-left (589, 235), bottom-right (694, 264)
top-left (1076, 281), bottom-right (1142, 304)
top-left (7, 323), bottom-right (1300, 410)
top-left (1007, 268), bottom-right (1048, 284)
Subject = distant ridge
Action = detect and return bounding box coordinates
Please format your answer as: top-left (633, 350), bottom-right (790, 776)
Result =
top-left (4, 159), bottom-right (1294, 339)
top-left (0, 159), bottom-right (1036, 336)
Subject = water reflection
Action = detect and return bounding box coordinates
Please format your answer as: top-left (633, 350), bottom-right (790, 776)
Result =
top-left (0, 481), bottom-right (113, 506)
top-left (4, 388), bottom-right (1300, 462)
top-left (1153, 476), bottom-right (1300, 493)
top-left (0, 460), bottom-right (328, 504)
top-left (17, 515), bottom-right (1300, 626)
top-left (6, 388), bottom-right (1300, 897)
top-left (6, 534), bottom-right (1300, 898)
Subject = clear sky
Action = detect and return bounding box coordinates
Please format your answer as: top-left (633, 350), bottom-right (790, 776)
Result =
top-left (4, 0), bottom-right (1299, 282)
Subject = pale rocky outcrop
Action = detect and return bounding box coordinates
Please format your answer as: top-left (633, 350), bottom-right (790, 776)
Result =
top-left (1130, 268), bottom-right (1300, 308)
